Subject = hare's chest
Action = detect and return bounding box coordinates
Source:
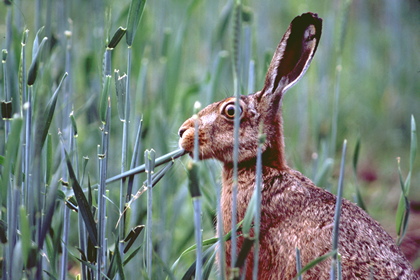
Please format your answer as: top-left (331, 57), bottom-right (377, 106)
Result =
top-left (220, 180), bottom-right (255, 234)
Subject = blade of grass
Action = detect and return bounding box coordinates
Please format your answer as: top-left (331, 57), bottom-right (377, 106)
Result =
top-left (63, 147), bottom-right (98, 246)
top-left (352, 136), bottom-right (366, 210)
top-left (330, 140), bottom-right (347, 279)
top-left (35, 72), bottom-right (68, 154)
top-left (181, 243), bottom-right (217, 280)
top-left (395, 116), bottom-right (416, 244)
top-left (127, 117), bottom-right (143, 201)
top-left (126, 0), bottom-right (146, 47)
top-left (293, 250), bottom-right (337, 280)
top-left (0, 117), bottom-right (23, 207)
top-left (27, 34), bottom-right (48, 86)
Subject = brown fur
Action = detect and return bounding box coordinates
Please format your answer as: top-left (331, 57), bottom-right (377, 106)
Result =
top-left (178, 13), bottom-right (419, 279)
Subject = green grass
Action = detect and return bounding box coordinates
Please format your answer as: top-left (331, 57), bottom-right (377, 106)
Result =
top-left (0, 0), bottom-right (419, 279)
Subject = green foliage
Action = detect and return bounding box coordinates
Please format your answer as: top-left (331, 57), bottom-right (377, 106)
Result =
top-left (0, 0), bottom-right (419, 279)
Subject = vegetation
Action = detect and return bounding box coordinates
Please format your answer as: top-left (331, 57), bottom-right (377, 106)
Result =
top-left (0, 0), bottom-right (419, 278)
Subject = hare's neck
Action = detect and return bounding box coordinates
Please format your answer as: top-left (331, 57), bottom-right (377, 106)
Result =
top-left (220, 164), bottom-right (256, 234)
top-left (220, 164), bottom-right (280, 234)
top-left (263, 110), bottom-right (288, 170)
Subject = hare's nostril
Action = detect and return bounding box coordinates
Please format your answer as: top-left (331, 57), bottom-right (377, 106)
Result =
top-left (178, 127), bottom-right (186, 138)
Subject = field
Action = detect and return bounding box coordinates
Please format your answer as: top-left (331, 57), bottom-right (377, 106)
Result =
top-left (0, 0), bottom-right (419, 279)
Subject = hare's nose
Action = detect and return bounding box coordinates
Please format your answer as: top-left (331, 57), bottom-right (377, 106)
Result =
top-left (178, 127), bottom-right (187, 138)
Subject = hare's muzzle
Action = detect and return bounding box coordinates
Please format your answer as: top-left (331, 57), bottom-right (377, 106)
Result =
top-left (178, 118), bottom-right (195, 152)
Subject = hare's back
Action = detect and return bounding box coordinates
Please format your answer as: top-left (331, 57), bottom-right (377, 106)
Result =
top-left (258, 169), bottom-right (418, 279)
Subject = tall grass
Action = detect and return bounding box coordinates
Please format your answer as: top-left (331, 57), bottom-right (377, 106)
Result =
top-left (0, 0), bottom-right (419, 279)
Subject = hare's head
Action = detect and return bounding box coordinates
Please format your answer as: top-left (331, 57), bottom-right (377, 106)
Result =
top-left (179, 13), bottom-right (322, 169)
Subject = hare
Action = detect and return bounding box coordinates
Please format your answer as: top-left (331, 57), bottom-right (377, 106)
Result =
top-left (178, 12), bottom-right (419, 279)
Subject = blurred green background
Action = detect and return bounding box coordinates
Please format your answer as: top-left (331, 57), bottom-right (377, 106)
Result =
top-left (0, 0), bottom-right (419, 278)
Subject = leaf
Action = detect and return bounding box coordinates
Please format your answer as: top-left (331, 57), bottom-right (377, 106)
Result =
top-left (123, 225), bottom-right (145, 253)
top-left (108, 26), bottom-right (127, 49)
top-left (19, 207), bottom-right (31, 267)
top-left (1, 100), bottom-right (13, 119)
top-left (202, 248), bottom-right (217, 280)
top-left (171, 221), bottom-right (243, 272)
top-left (107, 242), bottom-right (125, 280)
top-left (63, 147), bottom-right (98, 246)
top-left (114, 70), bottom-right (128, 121)
top-left (395, 160), bottom-right (410, 245)
top-left (126, 0), bottom-right (147, 46)
top-left (293, 250), bottom-right (336, 280)
top-left (234, 236), bottom-right (254, 269)
top-left (187, 161), bottom-right (200, 198)
top-left (123, 244), bottom-right (143, 266)
top-left (0, 219), bottom-right (7, 243)
top-left (0, 118), bottom-right (23, 207)
top-left (352, 136), bottom-right (360, 173)
top-left (100, 75), bottom-right (111, 124)
top-left (242, 188), bottom-right (256, 234)
top-left (39, 179), bottom-right (59, 248)
top-left (181, 244), bottom-right (215, 280)
top-left (35, 72), bottom-right (68, 155)
top-left (409, 115), bottom-right (417, 177)
top-left (27, 36), bottom-right (48, 85)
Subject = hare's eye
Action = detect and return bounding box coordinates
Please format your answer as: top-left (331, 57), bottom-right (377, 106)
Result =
top-left (222, 103), bottom-right (242, 119)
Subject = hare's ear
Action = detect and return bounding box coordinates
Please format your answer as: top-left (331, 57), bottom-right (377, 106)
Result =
top-left (260, 13), bottom-right (322, 99)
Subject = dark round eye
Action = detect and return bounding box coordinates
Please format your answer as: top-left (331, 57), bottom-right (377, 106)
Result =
top-left (223, 103), bottom-right (242, 119)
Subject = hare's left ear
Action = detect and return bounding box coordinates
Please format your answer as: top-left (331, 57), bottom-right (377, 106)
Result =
top-left (260, 13), bottom-right (322, 99)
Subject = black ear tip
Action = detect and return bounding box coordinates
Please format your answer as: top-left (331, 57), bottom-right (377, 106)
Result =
top-left (298, 12), bottom-right (323, 22)
top-left (294, 12), bottom-right (323, 30)
top-left (290, 12), bottom-right (323, 47)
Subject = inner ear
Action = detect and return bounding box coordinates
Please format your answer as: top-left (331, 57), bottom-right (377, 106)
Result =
top-left (260, 13), bottom-right (322, 99)
top-left (275, 24), bottom-right (318, 91)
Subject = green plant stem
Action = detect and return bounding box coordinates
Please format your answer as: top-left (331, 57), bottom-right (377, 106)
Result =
top-left (97, 99), bottom-right (111, 279)
top-left (231, 0), bottom-right (242, 270)
top-left (145, 149), bottom-right (156, 279)
top-left (330, 139), bottom-right (347, 279)
top-left (119, 46), bottom-right (132, 256)
top-left (106, 148), bottom-right (186, 184)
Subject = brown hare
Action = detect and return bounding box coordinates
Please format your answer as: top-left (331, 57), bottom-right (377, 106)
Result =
top-left (178, 12), bottom-right (419, 279)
